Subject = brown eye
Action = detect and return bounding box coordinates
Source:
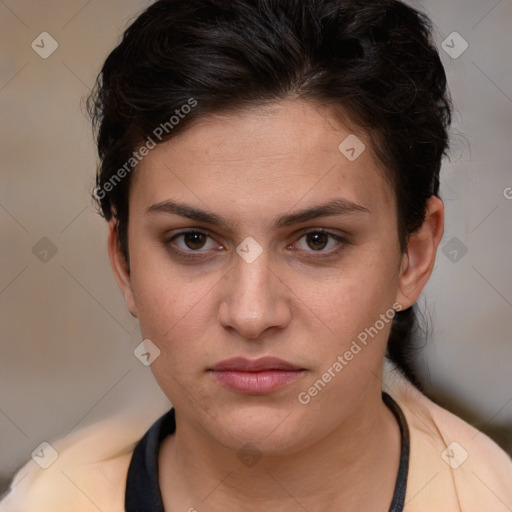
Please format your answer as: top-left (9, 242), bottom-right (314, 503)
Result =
top-left (292, 230), bottom-right (347, 258)
top-left (306, 232), bottom-right (329, 251)
top-left (168, 230), bottom-right (220, 253)
top-left (183, 232), bottom-right (208, 250)
top-left (164, 229), bottom-right (224, 262)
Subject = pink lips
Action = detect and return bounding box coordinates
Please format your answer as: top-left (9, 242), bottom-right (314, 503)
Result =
top-left (209, 357), bottom-right (305, 394)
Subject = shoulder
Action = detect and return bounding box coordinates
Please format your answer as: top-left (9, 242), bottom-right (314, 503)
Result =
top-left (0, 410), bottom-right (164, 512)
top-left (383, 363), bottom-right (512, 512)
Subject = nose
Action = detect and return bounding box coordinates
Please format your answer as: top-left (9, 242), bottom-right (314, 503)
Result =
top-left (217, 249), bottom-right (292, 340)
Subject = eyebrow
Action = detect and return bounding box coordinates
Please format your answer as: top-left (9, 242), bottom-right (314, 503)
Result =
top-left (145, 198), bottom-right (370, 228)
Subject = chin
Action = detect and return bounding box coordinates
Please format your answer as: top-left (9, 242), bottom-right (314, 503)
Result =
top-left (204, 401), bottom-right (304, 453)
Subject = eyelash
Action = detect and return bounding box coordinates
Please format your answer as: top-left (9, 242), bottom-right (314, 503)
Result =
top-left (164, 229), bottom-right (348, 262)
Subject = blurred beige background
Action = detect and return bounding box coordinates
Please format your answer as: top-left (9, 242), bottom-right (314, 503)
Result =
top-left (1, 0), bottom-right (511, 491)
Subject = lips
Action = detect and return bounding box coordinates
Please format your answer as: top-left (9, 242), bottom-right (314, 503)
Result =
top-left (210, 357), bottom-right (302, 372)
top-left (209, 357), bottom-right (305, 394)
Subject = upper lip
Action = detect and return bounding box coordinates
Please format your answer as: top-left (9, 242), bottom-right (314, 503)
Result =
top-left (210, 357), bottom-right (303, 372)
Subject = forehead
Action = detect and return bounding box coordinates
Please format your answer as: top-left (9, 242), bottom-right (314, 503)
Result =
top-left (130, 100), bottom-right (395, 221)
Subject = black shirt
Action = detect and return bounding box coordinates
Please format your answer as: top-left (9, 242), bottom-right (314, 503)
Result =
top-left (125, 393), bottom-right (409, 511)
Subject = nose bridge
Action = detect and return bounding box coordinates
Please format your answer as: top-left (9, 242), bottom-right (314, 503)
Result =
top-left (233, 248), bottom-right (273, 307)
top-left (218, 246), bottom-right (290, 338)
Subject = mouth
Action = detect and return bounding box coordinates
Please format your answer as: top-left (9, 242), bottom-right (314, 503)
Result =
top-left (208, 357), bottom-right (306, 394)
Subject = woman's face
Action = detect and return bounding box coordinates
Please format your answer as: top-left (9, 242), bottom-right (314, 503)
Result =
top-left (114, 100), bottom-right (418, 454)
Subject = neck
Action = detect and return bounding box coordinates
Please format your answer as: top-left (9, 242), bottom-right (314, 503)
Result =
top-left (159, 382), bottom-right (401, 511)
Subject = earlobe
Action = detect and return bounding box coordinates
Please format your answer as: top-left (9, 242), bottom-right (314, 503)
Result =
top-left (107, 220), bottom-right (138, 317)
top-left (396, 196), bottom-right (444, 309)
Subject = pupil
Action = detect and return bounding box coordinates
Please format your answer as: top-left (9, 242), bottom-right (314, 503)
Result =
top-left (307, 232), bottom-right (328, 251)
top-left (185, 233), bottom-right (206, 250)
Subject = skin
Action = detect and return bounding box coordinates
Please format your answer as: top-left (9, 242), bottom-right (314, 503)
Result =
top-left (108, 99), bottom-right (444, 511)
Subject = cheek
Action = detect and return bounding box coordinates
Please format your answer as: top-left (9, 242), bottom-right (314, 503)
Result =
top-left (293, 250), bottom-right (400, 339)
top-left (133, 272), bottom-right (209, 342)
top-left (127, 241), bottom-right (204, 346)
top-left (128, 250), bottom-right (227, 386)
top-left (131, 272), bottom-right (214, 400)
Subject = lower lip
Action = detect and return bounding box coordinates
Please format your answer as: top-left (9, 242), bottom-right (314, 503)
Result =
top-left (210, 370), bottom-right (304, 394)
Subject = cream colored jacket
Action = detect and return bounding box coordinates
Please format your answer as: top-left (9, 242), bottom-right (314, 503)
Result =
top-left (1, 365), bottom-right (511, 511)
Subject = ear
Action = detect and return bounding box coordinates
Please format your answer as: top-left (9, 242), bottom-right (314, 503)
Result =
top-left (107, 219), bottom-right (138, 317)
top-left (396, 196), bottom-right (444, 309)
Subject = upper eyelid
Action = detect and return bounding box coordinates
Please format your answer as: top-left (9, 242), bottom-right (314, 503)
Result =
top-left (169, 229), bottom-right (221, 245)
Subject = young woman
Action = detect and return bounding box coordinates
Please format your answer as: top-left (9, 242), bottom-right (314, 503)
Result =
top-left (2, 0), bottom-right (511, 510)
